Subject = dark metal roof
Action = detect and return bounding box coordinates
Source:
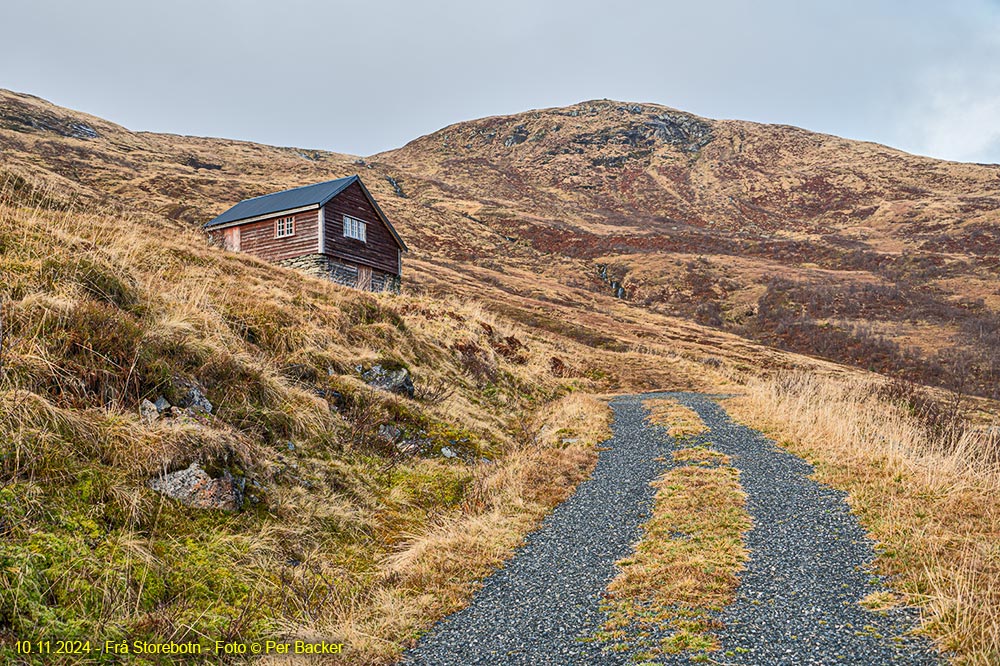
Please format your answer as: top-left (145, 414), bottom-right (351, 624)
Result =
top-left (204, 176), bottom-right (357, 228)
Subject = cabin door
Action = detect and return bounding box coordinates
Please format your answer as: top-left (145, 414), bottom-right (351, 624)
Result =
top-left (356, 265), bottom-right (373, 291)
top-left (223, 227), bottom-right (241, 252)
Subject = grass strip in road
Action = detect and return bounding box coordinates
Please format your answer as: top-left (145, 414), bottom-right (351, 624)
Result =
top-left (643, 398), bottom-right (709, 438)
top-left (597, 444), bottom-right (751, 663)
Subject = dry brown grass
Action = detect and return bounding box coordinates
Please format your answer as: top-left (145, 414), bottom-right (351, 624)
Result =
top-left (15, 89), bottom-right (999, 663)
top-left (8, 88), bottom-right (1000, 403)
top-left (343, 392), bottom-right (614, 664)
top-left (598, 444), bottom-right (750, 660)
top-left (725, 372), bottom-right (1000, 664)
top-left (0, 180), bottom-right (630, 664)
top-left (643, 398), bottom-right (709, 437)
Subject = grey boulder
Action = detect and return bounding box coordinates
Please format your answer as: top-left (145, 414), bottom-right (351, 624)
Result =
top-left (362, 364), bottom-right (415, 398)
top-left (148, 462), bottom-right (242, 511)
top-left (139, 399), bottom-right (159, 423)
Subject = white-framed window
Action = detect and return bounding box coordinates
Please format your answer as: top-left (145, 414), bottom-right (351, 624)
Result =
top-left (275, 216), bottom-right (295, 238)
top-left (343, 214), bottom-right (367, 242)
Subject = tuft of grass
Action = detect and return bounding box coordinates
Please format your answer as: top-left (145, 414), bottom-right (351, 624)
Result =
top-left (860, 590), bottom-right (901, 612)
top-left (644, 398), bottom-right (709, 438)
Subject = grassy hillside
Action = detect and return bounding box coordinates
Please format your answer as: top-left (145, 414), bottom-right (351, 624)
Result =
top-left (4, 89), bottom-right (1000, 399)
top-left (376, 99), bottom-right (1000, 397)
top-left (1, 90), bottom-right (999, 663)
top-left (0, 176), bottom-right (744, 663)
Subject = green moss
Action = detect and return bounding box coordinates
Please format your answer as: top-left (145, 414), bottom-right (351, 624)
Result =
top-left (0, 482), bottom-right (278, 656)
top-left (390, 462), bottom-right (472, 509)
top-left (426, 422), bottom-right (482, 455)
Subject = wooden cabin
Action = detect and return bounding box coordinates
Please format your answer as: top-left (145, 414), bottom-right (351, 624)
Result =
top-left (204, 175), bottom-right (407, 292)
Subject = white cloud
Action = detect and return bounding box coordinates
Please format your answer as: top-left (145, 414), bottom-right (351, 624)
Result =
top-left (900, 67), bottom-right (1000, 163)
top-left (891, 3), bottom-right (1000, 163)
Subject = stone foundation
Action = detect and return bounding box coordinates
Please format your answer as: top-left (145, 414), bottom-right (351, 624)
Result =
top-left (277, 253), bottom-right (400, 293)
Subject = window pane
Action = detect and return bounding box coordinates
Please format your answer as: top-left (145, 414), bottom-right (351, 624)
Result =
top-left (342, 215), bottom-right (366, 241)
top-left (276, 217), bottom-right (294, 237)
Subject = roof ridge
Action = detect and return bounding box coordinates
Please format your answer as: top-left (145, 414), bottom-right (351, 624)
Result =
top-left (238, 175), bottom-right (356, 203)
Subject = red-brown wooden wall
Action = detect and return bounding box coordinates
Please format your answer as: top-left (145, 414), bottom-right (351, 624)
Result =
top-left (322, 182), bottom-right (401, 276)
top-left (209, 209), bottom-right (319, 262)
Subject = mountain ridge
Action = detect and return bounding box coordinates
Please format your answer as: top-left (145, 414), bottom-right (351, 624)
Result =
top-left (2, 87), bottom-right (1000, 664)
top-left (2, 88), bottom-right (999, 397)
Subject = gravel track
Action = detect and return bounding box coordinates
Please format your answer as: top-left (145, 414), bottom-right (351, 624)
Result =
top-left (660, 392), bottom-right (940, 665)
top-left (404, 392), bottom-right (942, 665)
top-left (405, 394), bottom-right (672, 664)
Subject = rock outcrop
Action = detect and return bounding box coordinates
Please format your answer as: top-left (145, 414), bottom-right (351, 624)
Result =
top-left (361, 364), bottom-right (415, 398)
top-left (148, 463), bottom-right (242, 512)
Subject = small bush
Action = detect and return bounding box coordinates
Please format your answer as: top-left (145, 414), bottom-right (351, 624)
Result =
top-left (453, 340), bottom-right (498, 385)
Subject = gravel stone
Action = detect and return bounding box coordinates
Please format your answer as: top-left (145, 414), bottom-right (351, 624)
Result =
top-left (404, 393), bottom-right (943, 665)
top-left (405, 394), bottom-right (671, 664)
top-left (653, 392), bottom-right (941, 665)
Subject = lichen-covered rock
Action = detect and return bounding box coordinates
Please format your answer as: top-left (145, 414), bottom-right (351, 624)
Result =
top-left (148, 462), bottom-right (242, 511)
top-left (379, 424), bottom-right (402, 441)
top-left (184, 388), bottom-right (213, 414)
top-left (173, 377), bottom-right (213, 414)
top-left (644, 112), bottom-right (713, 152)
top-left (396, 436), bottom-right (431, 457)
top-left (154, 396), bottom-right (171, 413)
top-left (504, 125), bottom-right (530, 147)
top-left (139, 399), bottom-right (159, 424)
top-left (361, 364), bottom-right (415, 398)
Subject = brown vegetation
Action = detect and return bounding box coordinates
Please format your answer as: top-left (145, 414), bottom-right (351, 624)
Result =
top-left (2, 88), bottom-right (1000, 663)
top-left (0, 183), bottom-right (630, 664)
top-left (643, 398), bottom-right (708, 437)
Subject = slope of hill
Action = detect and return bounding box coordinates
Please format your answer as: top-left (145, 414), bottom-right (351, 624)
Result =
top-left (375, 99), bottom-right (1000, 396)
top-left (1, 90), bottom-right (999, 663)
top-left (7, 88), bottom-right (996, 396)
top-left (0, 173), bottom-right (747, 663)
top-left (0, 90), bottom-right (820, 663)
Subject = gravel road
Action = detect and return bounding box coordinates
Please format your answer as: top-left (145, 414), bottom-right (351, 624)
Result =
top-left (404, 394), bottom-right (671, 664)
top-left (661, 392), bottom-right (940, 665)
top-left (404, 392), bottom-right (942, 665)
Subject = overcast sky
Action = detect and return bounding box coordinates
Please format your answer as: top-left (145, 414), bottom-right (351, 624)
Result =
top-left (3, 1), bottom-right (1000, 163)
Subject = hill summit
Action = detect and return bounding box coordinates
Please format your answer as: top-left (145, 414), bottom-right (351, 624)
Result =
top-left (2, 90), bottom-right (1000, 395)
